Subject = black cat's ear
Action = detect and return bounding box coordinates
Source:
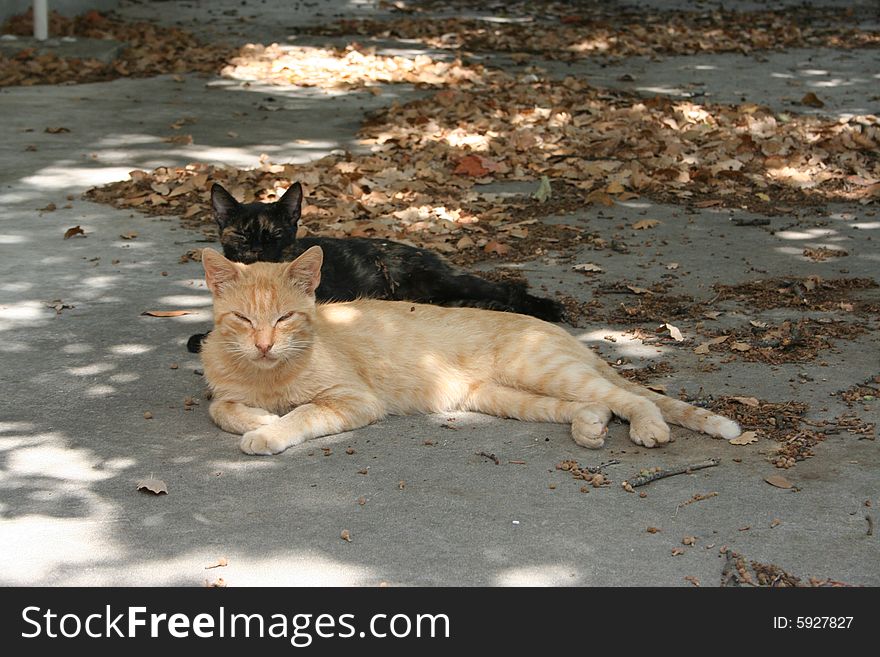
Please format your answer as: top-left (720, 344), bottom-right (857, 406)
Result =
top-left (277, 182), bottom-right (303, 226)
top-left (211, 183), bottom-right (240, 229)
top-left (202, 248), bottom-right (241, 296)
top-left (284, 245), bottom-right (322, 297)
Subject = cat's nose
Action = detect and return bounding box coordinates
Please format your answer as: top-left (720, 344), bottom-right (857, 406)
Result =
top-left (256, 341), bottom-right (274, 356)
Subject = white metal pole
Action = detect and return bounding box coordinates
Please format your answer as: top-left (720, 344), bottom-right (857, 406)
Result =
top-left (34, 0), bottom-right (49, 41)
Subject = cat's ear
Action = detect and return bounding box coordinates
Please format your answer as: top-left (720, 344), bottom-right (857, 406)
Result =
top-left (211, 183), bottom-right (240, 229)
top-left (277, 182), bottom-right (303, 227)
top-left (284, 245), bottom-right (322, 296)
top-left (202, 248), bottom-right (241, 296)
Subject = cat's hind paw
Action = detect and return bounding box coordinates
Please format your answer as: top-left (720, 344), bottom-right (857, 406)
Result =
top-left (571, 407), bottom-right (610, 449)
top-left (705, 415), bottom-right (741, 440)
top-left (629, 416), bottom-right (671, 448)
top-left (240, 427), bottom-right (291, 455)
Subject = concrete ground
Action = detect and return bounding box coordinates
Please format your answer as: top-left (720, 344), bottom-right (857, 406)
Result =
top-left (0, 0), bottom-right (877, 586)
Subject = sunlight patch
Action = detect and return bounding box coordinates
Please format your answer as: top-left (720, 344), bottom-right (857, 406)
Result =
top-left (496, 564), bottom-right (578, 586)
top-left (108, 344), bottom-right (154, 355)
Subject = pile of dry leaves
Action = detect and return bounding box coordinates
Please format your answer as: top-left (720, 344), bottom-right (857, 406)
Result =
top-left (85, 71), bottom-right (880, 264)
top-left (712, 276), bottom-right (879, 314)
top-left (695, 319), bottom-right (869, 365)
top-left (721, 550), bottom-right (853, 587)
top-left (221, 43), bottom-right (486, 88)
top-left (83, 155), bottom-right (544, 261)
top-left (309, 7), bottom-right (880, 60)
top-left (837, 375), bottom-right (880, 406)
top-left (703, 394), bottom-right (874, 467)
top-left (0, 9), bottom-right (230, 87)
top-left (361, 76), bottom-right (880, 211)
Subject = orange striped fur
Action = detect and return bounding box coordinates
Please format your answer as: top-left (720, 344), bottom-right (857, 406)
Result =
top-left (200, 247), bottom-right (741, 455)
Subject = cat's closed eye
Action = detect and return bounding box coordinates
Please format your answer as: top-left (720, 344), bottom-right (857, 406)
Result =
top-left (232, 312), bottom-right (253, 326)
top-left (275, 311), bottom-right (300, 325)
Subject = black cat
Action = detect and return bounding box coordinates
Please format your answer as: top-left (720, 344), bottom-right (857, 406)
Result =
top-left (186, 182), bottom-right (566, 353)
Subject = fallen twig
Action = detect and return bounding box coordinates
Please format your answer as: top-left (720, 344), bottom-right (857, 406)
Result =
top-left (586, 459), bottom-right (620, 473)
top-left (624, 459), bottom-right (719, 488)
top-left (477, 451), bottom-right (500, 465)
top-left (508, 459), bottom-right (526, 465)
top-left (867, 514), bottom-right (874, 537)
top-left (674, 491), bottom-right (718, 516)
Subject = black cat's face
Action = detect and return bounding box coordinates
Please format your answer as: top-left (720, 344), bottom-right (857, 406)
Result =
top-left (212, 183), bottom-right (303, 264)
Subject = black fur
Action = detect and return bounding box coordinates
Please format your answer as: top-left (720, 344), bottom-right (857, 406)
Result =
top-left (186, 182), bottom-right (566, 353)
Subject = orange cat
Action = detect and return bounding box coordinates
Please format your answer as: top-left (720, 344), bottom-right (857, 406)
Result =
top-left (200, 247), bottom-right (741, 455)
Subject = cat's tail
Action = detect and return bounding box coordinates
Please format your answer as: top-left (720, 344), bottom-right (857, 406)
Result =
top-left (591, 358), bottom-right (741, 440)
top-left (512, 292), bottom-right (568, 323)
top-left (505, 283), bottom-right (567, 323)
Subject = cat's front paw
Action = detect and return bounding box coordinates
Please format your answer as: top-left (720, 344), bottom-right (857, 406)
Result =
top-left (629, 416), bottom-right (671, 448)
top-left (240, 426), bottom-right (292, 455)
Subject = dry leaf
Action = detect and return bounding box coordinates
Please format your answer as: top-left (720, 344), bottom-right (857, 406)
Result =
top-left (205, 558), bottom-right (228, 569)
top-left (626, 285), bottom-right (651, 295)
top-left (632, 219), bottom-right (660, 230)
top-left (206, 578), bottom-right (227, 588)
top-left (340, 529), bottom-right (352, 542)
top-left (665, 323), bottom-right (683, 341)
top-left (730, 341), bottom-right (752, 352)
top-left (163, 134), bottom-right (193, 145)
top-left (803, 246), bottom-right (848, 261)
top-left (684, 576), bottom-right (701, 587)
top-left (770, 518), bottom-right (782, 528)
top-left (682, 536), bottom-right (696, 546)
top-left (671, 548), bottom-right (685, 556)
top-left (483, 240), bottom-right (510, 256)
top-left (120, 231), bottom-right (138, 240)
top-left (573, 263), bottom-right (603, 273)
top-left (137, 477), bottom-right (168, 495)
top-left (45, 126), bottom-right (71, 134)
top-left (63, 225), bottom-right (86, 239)
top-left (39, 202), bottom-right (57, 212)
top-left (646, 527), bottom-right (661, 534)
top-left (606, 180), bottom-right (625, 194)
top-left (694, 343), bottom-right (711, 355)
top-left (454, 154), bottom-right (497, 177)
top-left (765, 475), bottom-right (794, 489)
top-left (586, 190), bottom-right (614, 206)
top-left (47, 300), bottom-right (73, 314)
top-left (729, 430), bottom-right (758, 445)
top-left (665, 262), bottom-right (680, 270)
top-left (357, 496), bottom-right (366, 505)
top-left (800, 92), bottom-right (825, 108)
top-left (731, 396), bottom-right (760, 407)
top-left (141, 310), bottom-right (193, 317)
top-left (749, 320), bottom-right (768, 328)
